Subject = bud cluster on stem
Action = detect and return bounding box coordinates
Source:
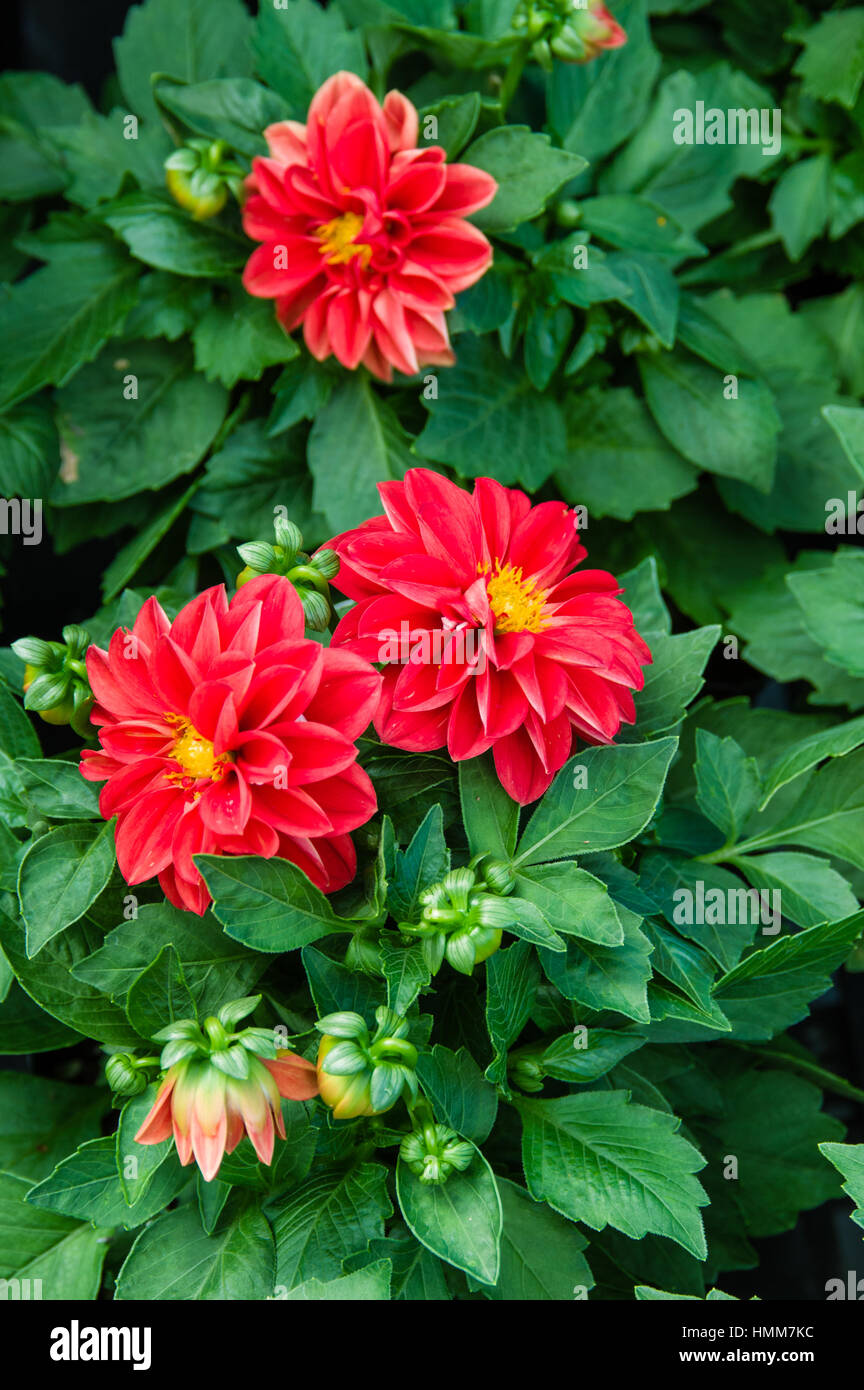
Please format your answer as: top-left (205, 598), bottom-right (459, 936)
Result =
top-left (236, 517), bottom-right (339, 630)
top-left (14, 625), bottom-right (94, 735)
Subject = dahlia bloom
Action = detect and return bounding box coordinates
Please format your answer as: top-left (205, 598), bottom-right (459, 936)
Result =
top-left (241, 71), bottom-right (498, 382)
top-left (135, 1048), bottom-right (318, 1181)
top-left (327, 470), bottom-right (651, 804)
top-left (80, 575), bottom-right (381, 913)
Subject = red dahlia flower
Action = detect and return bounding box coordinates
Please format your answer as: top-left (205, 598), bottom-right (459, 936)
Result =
top-left (241, 71), bottom-right (498, 382)
top-left (327, 470), bottom-right (652, 805)
top-left (80, 575), bottom-right (381, 914)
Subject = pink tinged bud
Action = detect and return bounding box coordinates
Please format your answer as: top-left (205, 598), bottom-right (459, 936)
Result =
top-left (132, 1049), bottom-right (316, 1182)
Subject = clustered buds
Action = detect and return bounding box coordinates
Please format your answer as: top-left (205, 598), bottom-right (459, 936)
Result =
top-left (401, 858), bottom-right (517, 975)
top-left (14, 626), bottom-right (93, 736)
top-left (315, 1006), bottom-right (419, 1119)
top-left (400, 1123), bottom-right (474, 1184)
top-left (511, 0), bottom-right (626, 68)
top-left (236, 517), bottom-right (339, 631)
top-left (164, 139), bottom-right (246, 220)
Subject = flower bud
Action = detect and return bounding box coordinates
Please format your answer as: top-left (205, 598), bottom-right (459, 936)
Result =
top-left (164, 138), bottom-right (245, 220)
top-left (400, 1124), bottom-right (475, 1183)
top-left (15, 629), bottom-right (94, 733)
top-left (478, 858), bottom-right (517, 896)
top-left (235, 519), bottom-right (335, 629)
top-left (106, 1053), bottom-right (150, 1095)
top-left (316, 1008), bottom-right (418, 1119)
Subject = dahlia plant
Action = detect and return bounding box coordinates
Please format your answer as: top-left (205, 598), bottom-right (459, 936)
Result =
top-left (1, 0), bottom-right (864, 1313)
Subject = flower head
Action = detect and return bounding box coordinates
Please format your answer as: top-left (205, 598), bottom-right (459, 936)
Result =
top-left (327, 469), bottom-right (651, 804)
top-left (80, 575), bottom-right (381, 913)
top-left (134, 1002), bottom-right (318, 1181)
top-left (241, 72), bottom-right (498, 382)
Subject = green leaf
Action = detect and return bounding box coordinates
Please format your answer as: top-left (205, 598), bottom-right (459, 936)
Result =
top-left (15, 758), bottom-right (100, 821)
top-left (638, 852), bottom-right (755, 972)
top-left (156, 77), bottom-right (287, 157)
top-left (307, 377), bottom-right (414, 535)
top-left (51, 339), bottom-right (227, 507)
top-left (0, 1073), bottom-right (104, 1182)
top-left (193, 285), bottom-right (299, 386)
top-left (633, 627), bottom-right (719, 736)
top-left (416, 335), bottom-right (567, 489)
top-left (0, 240), bottom-right (138, 412)
top-left (604, 252), bottom-right (679, 349)
top-left (712, 913), bottom-right (864, 1041)
top-left (518, 1091), bottom-right (709, 1258)
top-left (0, 689), bottom-right (42, 759)
top-left (787, 551), bottom-right (864, 680)
top-left (759, 715), bottom-right (864, 809)
top-left (252, 0), bottom-right (367, 115)
top-left (271, 1163), bottom-right (391, 1288)
top-left (793, 8), bottom-right (864, 109)
top-left (124, 270), bottom-right (212, 342)
top-left (99, 192), bottom-right (249, 276)
top-left (283, 1260), bottom-right (392, 1300)
top-left (735, 853), bottom-right (858, 930)
top-left (197, 854), bottom-right (342, 953)
top-left (49, 108), bottom-right (169, 209)
top-left (459, 753), bottom-right (519, 860)
top-left (72, 901), bottom-right (267, 1016)
top-left (463, 126), bottom-right (586, 234)
top-left (638, 351), bottom-right (780, 490)
top-left (419, 92), bottom-right (482, 159)
top-left (514, 740), bottom-right (677, 867)
top-left (0, 400), bottom-right (59, 497)
top-left (539, 907), bottom-right (653, 1023)
top-left (396, 1145), bottom-right (502, 1285)
top-left (485, 940), bottom-right (541, 1088)
top-left (558, 387), bottom-right (698, 522)
top-left (379, 937), bottom-right (431, 1015)
top-left (0, 981), bottom-right (80, 1055)
top-left (0, 1172), bottom-right (109, 1300)
top-left (302, 945), bottom-right (385, 1022)
top-left (541, 1028), bottom-right (646, 1084)
top-left (116, 1200), bottom-right (275, 1300)
top-left (515, 864), bottom-right (624, 947)
top-left (415, 1044), bottom-right (498, 1144)
top-left (115, 0), bottom-right (254, 123)
top-left (694, 730), bottom-right (761, 843)
top-left (483, 1178), bottom-right (594, 1300)
top-left (699, 1070), bottom-right (843, 1237)
top-left (190, 419), bottom-right (322, 551)
top-left (0, 911), bottom-right (141, 1047)
top-left (388, 804), bottom-right (450, 923)
top-left (733, 745), bottom-right (864, 870)
top-left (117, 1085), bottom-right (175, 1205)
top-left (769, 156), bottom-right (831, 262)
top-left (101, 478), bottom-right (200, 601)
top-left (579, 195), bottom-right (706, 261)
top-left (819, 1142), bottom-right (864, 1231)
top-left (26, 1135), bottom-right (186, 1229)
top-left (18, 821), bottom-right (116, 957)
top-left (126, 944), bottom-right (197, 1039)
top-left (342, 1236), bottom-right (449, 1300)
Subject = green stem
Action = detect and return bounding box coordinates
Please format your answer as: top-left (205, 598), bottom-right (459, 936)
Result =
top-left (498, 41), bottom-right (531, 117)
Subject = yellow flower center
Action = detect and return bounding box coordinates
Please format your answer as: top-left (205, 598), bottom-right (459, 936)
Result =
top-left (480, 561), bottom-right (547, 635)
top-left (314, 211), bottom-right (372, 269)
top-left (166, 715), bottom-right (229, 782)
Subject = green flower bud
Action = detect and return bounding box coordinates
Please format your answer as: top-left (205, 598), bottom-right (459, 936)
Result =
top-left (400, 1124), bottom-right (475, 1183)
top-left (18, 627), bottom-right (93, 731)
top-left (480, 858), bottom-right (517, 896)
top-left (310, 548), bottom-right (340, 580)
top-left (163, 136), bottom-right (244, 219)
top-left (106, 1053), bottom-right (149, 1096)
